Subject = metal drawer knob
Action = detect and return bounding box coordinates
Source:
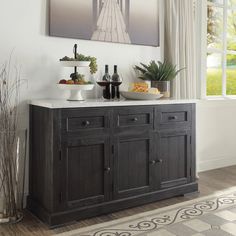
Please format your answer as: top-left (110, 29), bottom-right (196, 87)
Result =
top-left (83, 120), bottom-right (90, 126)
top-left (150, 159), bottom-right (163, 165)
top-left (132, 117), bottom-right (138, 122)
top-left (105, 167), bottom-right (111, 172)
top-left (168, 116), bottom-right (177, 120)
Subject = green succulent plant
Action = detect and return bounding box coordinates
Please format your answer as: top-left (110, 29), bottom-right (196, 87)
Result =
top-left (134, 60), bottom-right (185, 81)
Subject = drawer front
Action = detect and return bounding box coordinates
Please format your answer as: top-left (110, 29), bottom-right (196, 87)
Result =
top-left (61, 108), bottom-right (111, 136)
top-left (161, 111), bottom-right (187, 123)
top-left (114, 106), bottom-right (154, 132)
top-left (119, 113), bottom-right (150, 127)
top-left (67, 116), bottom-right (104, 131)
top-left (155, 104), bottom-right (192, 129)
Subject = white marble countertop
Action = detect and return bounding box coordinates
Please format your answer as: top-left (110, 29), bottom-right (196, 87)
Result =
top-left (29, 99), bottom-right (197, 109)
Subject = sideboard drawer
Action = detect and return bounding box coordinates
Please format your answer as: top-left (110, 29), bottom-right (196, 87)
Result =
top-left (161, 111), bottom-right (188, 123)
top-left (66, 116), bottom-right (104, 131)
top-left (155, 104), bottom-right (192, 129)
top-left (61, 108), bottom-right (111, 136)
top-left (114, 106), bottom-right (154, 132)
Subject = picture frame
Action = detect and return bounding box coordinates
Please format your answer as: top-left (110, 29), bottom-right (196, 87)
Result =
top-left (49, 0), bottom-right (160, 47)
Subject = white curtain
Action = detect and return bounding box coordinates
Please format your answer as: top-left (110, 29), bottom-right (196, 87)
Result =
top-left (164, 0), bottom-right (197, 99)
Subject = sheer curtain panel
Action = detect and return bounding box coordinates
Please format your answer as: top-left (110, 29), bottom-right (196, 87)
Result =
top-left (164, 0), bottom-right (197, 99)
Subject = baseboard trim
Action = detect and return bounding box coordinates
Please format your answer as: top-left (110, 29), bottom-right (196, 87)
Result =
top-left (198, 156), bottom-right (236, 172)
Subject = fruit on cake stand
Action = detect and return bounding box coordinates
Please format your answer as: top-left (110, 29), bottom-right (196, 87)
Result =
top-left (58, 78), bottom-right (94, 101)
top-left (58, 44), bottom-right (97, 101)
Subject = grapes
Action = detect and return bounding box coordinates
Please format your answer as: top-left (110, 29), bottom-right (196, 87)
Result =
top-left (76, 54), bottom-right (98, 74)
top-left (60, 54), bottom-right (98, 74)
top-left (60, 56), bottom-right (73, 61)
top-left (76, 54), bottom-right (86, 61)
top-left (87, 56), bottom-right (97, 74)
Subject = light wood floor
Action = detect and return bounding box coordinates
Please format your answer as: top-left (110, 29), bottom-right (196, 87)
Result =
top-left (0, 166), bottom-right (236, 236)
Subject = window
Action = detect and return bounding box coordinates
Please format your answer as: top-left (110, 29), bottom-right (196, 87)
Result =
top-left (206, 0), bottom-right (236, 96)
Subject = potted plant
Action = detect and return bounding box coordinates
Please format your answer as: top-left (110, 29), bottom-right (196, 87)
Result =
top-left (134, 60), bottom-right (184, 97)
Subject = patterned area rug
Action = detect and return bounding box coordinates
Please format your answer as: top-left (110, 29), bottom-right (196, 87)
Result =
top-left (56, 188), bottom-right (236, 236)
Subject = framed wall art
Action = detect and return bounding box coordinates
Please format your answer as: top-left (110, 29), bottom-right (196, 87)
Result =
top-left (49, 0), bottom-right (159, 47)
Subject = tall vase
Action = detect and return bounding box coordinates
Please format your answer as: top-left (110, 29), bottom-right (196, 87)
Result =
top-left (0, 130), bottom-right (27, 223)
top-left (151, 81), bottom-right (171, 98)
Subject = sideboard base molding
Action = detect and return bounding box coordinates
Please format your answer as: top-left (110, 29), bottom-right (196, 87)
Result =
top-left (27, 182), bottom-right (198, 227)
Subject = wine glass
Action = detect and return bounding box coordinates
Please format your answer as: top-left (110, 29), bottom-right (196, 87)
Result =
top-left (96, 70), bottom-right (111, 100)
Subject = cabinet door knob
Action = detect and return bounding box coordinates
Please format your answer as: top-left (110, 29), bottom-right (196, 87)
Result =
top-left (105, 167), bottom-right (111, 172)
top-left (132, 117), bottom-right (138, 122)
top-left (150, 160), bottom-right (156, 165)
top-left (83, 120), bottom-right (90, 126)
top-left (168, 116), bottom-right (178, 120)
top-left (156, 159), bottom-right (163, 163)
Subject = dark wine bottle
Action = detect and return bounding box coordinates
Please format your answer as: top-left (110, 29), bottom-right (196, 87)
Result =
top-left (111, 65), bottom-right (122, 99)
top-left (97, 65), bottom-right (111, 99)
top-left (111, 65), bottom-right (119, 99)
top-left (103, 65), bottom-right (111, 82)
top-left (112, 65), bottom-right (119, 81)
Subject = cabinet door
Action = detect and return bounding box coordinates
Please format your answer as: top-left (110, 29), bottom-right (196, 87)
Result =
top-left (156, 129), bottom-right (192, 189)
top-left (113, 133), bottom-right (156, 199)
top-left (59, 137), bottom-right (111, 209)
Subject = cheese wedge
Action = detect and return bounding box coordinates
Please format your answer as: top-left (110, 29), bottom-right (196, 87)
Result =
top-left (148, 87), bottom-right (160, 94)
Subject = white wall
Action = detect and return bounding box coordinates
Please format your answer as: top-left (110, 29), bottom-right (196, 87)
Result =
top-left (197, 100), bottom-right (236, 172)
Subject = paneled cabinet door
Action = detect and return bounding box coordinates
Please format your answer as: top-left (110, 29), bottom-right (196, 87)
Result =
top-left (58, 137), bottom-right (111, 210)
top-left (113, 133), bottom-right (158, 199)
top-left (156, 129), bottom-right (192, 189)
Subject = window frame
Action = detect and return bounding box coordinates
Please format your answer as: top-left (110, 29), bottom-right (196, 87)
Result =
top-left (204, 0), bottom-right (236, 98)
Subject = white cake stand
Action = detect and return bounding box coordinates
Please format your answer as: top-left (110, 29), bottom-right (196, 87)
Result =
top-left (58, 59), bottom-right (94, 101)
top-left (59, 61), bottom-right (90, 67)
top-left (57, 84), bottom-right (94, 101)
